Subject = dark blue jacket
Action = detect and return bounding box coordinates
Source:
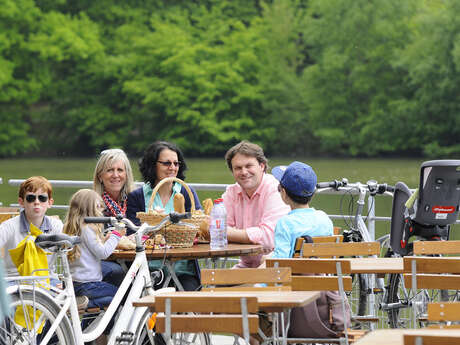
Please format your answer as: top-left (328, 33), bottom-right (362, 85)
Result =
top-left (126, 184), bottom-right (202, 282)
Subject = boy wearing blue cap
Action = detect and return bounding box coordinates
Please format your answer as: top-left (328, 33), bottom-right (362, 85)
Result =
top-left (271, 161), bottom-right (333, 258)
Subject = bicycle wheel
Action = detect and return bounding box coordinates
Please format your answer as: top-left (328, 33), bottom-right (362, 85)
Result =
top-left (386, 272), bottom-right (460, 328)
top-left (348, 272), bottom-right (368, 319)
top-left (0, 288), bottom-right (74, 345)
top-left (133, 309), bottom-right (211, 345)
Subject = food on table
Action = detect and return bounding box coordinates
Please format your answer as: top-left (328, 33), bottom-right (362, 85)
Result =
top-left (202, 198), bottom-right (213, 216)
top-left (173, 193), bottom-right (186, 213)
top-left (116, 236), bottom-right (136, 250)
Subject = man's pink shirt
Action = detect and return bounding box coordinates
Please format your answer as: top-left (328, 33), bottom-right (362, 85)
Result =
top-left (223, 173), bottom-right (290, 268)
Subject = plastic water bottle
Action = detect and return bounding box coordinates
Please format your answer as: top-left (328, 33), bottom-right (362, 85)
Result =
top-left (209, 198), bottom-right (227, 250)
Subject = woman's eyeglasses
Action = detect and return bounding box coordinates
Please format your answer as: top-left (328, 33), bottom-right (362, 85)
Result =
top-left (25, 194), bottom-right (49, 203)
top-left (157, 161), bottom-right (181, 167)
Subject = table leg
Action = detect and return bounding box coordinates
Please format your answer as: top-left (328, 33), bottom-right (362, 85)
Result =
top-left (117, 259), bottom-right (129, 273)
top-left (280, 310), bottom-right (287, 345)
top-left (162, 260), bottom-right (185, 291)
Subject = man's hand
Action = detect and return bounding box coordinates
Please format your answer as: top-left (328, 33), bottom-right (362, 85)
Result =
top-left (226, 226), bottom-right (251, 244)
top-left (199, 220), bottom-right (210, 241)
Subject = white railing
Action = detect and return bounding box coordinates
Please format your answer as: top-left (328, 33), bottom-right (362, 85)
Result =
top-left (7, 179), bottom-right (394, 238)
top-left (8, 178), bottom-right (460, 239)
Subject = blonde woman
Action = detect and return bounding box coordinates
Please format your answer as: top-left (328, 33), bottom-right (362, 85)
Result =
top-left (93, 148), bottom-right (134, 286)
top-left (93, 148), bottom-right (135, 218)
top-left (63, 189), bottom-right (126, 309)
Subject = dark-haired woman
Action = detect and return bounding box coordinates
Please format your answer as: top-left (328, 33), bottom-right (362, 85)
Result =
top-left (126, 141), bottom-right (201, 291)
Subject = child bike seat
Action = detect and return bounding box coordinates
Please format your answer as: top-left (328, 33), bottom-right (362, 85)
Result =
top-left (390, 160), bottom-right (460, 256)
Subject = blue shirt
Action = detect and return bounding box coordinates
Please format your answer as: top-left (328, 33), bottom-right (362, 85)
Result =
top-left (272, 208), bottom-right (333, 258)
top-left (143, 182), bottom-right (182, 213)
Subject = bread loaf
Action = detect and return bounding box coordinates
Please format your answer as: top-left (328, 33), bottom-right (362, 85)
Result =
top-left (202, 198), bottom-right (213, 215)
top-left (173, 193), bottom-right (186, 213)
top-left (117, 236), bottom-right (136, 250)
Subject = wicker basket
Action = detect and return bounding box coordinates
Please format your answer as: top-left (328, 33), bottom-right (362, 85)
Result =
top-left (136, 177), bottom-right (206, 248)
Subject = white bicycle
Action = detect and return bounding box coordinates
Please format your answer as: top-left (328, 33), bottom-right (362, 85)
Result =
top-left (0, 212), bottom-right (210, 345)
top-left (317, 179), bottom-right (395, 329)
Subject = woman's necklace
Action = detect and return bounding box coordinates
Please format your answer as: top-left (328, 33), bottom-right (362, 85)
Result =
top-left (103, 192), bottom-right (127, 217)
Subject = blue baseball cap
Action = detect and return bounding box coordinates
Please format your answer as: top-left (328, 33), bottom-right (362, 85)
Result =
top-left (272, 161), bottom-right (317, 197)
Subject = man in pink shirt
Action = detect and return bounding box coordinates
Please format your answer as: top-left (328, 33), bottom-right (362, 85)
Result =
top-left (223, 141), bottom-right (290, 268)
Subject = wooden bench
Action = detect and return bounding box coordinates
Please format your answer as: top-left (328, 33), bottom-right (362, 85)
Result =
top-left (0, 207), bottom-right (19, 224)
top-left (427, 302), bottom-right (460, 327)
top-left (403, 256), bottom-right (460, 328)
top-left (300, 241), bottom-right (381, 258)
top-left (155, 295), bottom-right (259, 344)
top-left (266, 258), bottom-right (359, 344)
top-left (293, 235), bottom-right (344, 258)
top-left (298, 241), bottom-right (382, 326)
top-left (404, 332), bottom-right (460, 345)
top-left (334, 226), bottom-right (342, 235)
top-left (413, 240), bottom-right (460, 256)
top-left (201, 267), bottom-right (292, 291)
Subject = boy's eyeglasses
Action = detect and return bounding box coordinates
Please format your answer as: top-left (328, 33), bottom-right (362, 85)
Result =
top-left (157, 161), bottom-right (181, 167)
top-left (25, 194), bottom-right (49, 203)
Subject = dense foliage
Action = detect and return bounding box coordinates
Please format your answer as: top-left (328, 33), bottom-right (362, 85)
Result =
top-left (0, 0), bottom-right (458, 158)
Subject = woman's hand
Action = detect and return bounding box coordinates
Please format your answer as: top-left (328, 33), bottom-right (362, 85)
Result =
top-left (111, 228), bottom-right (126, 238)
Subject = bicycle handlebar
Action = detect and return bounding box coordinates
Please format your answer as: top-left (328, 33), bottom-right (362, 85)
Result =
top-left (169, 211), bottom-right (192, 223)
top-left (316, 178), bottom-right (395, 195)
top-left (83, 212), bottom-right (192, 233)
top-left (317, 178), bottom-right (349, 189)
top-left (84, 217), bottom-right (113, 224)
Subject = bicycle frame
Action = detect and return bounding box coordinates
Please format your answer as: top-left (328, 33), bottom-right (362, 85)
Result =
top-left (60, 221), bottom-right (157, 344)
top-left (9, 221), bottom-right (164, 345)
top-left (317, 179), bottom-right (395, 330)
top-left (353, 183), bottom-right (373, 243)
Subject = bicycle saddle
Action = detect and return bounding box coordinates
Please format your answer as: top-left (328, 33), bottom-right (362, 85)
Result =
top-left (35, 233), bottom-right (81, 250)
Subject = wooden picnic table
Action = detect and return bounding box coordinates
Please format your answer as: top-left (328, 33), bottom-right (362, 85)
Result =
top-left (110, 243), bottom-right (264, 290)
top-left (135, 290), bottom-right (321, 345)
top-left (109, 243), bottom-right (263, 261)
top-left (134, 290), bottom-right (320, 313)
top-left (353, 328), bottom-right (460, 345)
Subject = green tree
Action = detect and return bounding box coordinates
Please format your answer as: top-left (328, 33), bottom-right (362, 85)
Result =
top-left (0, 0), bottom-right (42, 155)
top-left (258, 0), bottom-right (317, 156)
top-left (302, 0), bottom-right (419, 156)
top-left (107, 2), bottom-right (268, 155)
top-left (393, 0), bottom-right (460, 157)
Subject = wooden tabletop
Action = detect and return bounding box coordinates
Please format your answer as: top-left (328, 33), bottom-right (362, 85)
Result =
top-left (294, 257), bottom-right (404, 274)
top-left (346, 257), bottom-right (404, 274)
top-left (353, 329), bottom-right (460, 345)
top-left (134, 290), bottom-right (320, 313)
top-left (109, 243), bottom-right (263, 261)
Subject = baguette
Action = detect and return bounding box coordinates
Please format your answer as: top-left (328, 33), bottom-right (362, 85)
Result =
top-left (202, 198), bottom-right (213, 216)
top-left (173, 193), bottom-right (186, 213)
